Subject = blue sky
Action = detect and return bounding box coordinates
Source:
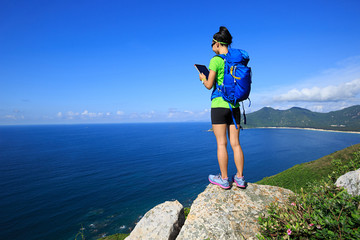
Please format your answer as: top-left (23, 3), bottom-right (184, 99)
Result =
top-left (1, 0), bottom-right (360, 124)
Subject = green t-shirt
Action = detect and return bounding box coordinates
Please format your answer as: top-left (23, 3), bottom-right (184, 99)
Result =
top-left (209, 56), bottom-right (239, 108)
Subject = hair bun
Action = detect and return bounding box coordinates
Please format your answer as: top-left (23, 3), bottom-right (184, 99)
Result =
top-left (219, 26), bottom-right (228, 33)
top-left (213, 26), bottom-right (232, 46)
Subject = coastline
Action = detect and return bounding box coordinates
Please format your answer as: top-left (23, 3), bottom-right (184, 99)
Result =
top-left (252, 126), bottom-right (360, 134)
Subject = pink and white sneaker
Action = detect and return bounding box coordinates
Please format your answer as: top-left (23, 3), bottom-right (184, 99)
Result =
top-left (208, 174), bottom-right (230, 189)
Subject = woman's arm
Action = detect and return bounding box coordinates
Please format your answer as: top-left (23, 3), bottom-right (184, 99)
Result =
top-left (199, 70), bottom-right (216, 90)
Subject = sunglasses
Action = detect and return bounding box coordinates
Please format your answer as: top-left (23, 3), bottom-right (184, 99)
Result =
top-left (211, 38), bottom-right (228, 47)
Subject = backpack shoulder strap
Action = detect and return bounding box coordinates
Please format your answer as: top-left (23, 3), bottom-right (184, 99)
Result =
top-left (214, 54), bottom-right (226, 60)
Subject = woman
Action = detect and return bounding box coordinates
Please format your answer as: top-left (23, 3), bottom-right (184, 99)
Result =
top-left (199, 26), bottom-right (246, 189)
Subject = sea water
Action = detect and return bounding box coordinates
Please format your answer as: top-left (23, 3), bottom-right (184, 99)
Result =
top-left (1, 123), bottom-right (359, 240)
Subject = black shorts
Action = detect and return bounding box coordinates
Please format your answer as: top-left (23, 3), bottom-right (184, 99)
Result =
top-left (211, 107), bottom-right (241, 125)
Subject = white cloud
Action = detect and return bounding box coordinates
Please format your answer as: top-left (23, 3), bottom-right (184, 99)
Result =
top-left (56, 110), bottom-right (103, 120)
top-left (167, 108), bottom-right (209, 121)
top-left (79, 110), bottom-right (104, 118)
top-left (67, 111), bottom-right (79, 116)
top-left (5, 115), bottom-right (16, 119)
top-left (248, 56), bottom-right (360, 112)
top-left (88, 112), bottom-right (98, 117)
top-left (3, 111), bottom-right (25, 120)
top-left (141, 111), bottom-right (156, 119)
top-left (274, 79), bottom-right (360, 102)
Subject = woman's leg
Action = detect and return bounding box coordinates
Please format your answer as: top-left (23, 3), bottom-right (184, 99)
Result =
top-left (212, 124), bottom-right (228, 179)
top-left (228, 124), bottom-right (244, 178)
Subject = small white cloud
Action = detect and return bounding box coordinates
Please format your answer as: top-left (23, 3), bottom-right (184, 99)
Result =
top-left (309, 105), bottom-right (324, 112)
top-left (184, 110), bottom-right (194, 114)
top-left (129, 113), bottom-right (139, 119)
top-left (198, 108), bottom-right (211, 115)
top-left (67, 111), bottom-right (79, 116)
top-left (139, 110), bottom-right (157, 119)
top-left (5, 115), bottom-right (16, 119)
top-left (116, 110), bottom-right (124, 115)
top-left (88, 112), bottom-right (97, 117)
top-left (166, 109), bottom-right (209, 121)
top-left (57, 112), bottom-right (63, 117)
top-left (4, 114), bottom-right (25, 120)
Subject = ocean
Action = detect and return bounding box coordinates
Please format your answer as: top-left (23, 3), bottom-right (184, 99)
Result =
top-left (1, 123), bottom-right (359, 240)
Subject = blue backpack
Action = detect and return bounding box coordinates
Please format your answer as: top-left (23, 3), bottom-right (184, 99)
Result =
top-left (211, 48), bottom-right (252, 129)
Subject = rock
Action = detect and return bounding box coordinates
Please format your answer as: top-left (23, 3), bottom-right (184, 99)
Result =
top-left (176, 183), bottom-right (293, 240)
top-left (335, 168), bottom-right (360, 196)
top-left (125, 200), bottom-right (185, 240)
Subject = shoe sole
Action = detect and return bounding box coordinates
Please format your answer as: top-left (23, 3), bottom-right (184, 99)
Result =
top-left (209, 178), bottom-right (230, 189)
top-left (233, 177), bottom-right (246, 188)
top-left (235, 183), bottom-right (246, 188)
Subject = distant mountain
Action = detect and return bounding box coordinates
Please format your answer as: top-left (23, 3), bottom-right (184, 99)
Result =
top-left (245, 105), bottom-right (360, 132)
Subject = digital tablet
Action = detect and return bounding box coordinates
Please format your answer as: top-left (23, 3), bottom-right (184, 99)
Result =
top-left (194, 64), bottom-right (209, 79)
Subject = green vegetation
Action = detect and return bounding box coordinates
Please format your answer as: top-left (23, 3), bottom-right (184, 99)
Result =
top-left (257, 144), bottom-right (360, 239)
top-left (184, 207), bottom-right (190, 219)
top-left (257, 143), bottom-right (360, 193)
top-left (97, 233), bottom-right (129, 240)
top-left (245, 105), bottom-right (360, 132)
top-left (257, 180), bottom-right (360, 239)
top-left (74, 228), bottom-right (129, 240)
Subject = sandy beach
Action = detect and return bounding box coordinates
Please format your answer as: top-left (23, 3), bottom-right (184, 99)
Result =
top-left (253, 127), bottom-right (360, 134)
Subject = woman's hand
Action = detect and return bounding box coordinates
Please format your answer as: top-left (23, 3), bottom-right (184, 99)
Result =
top-left (199, 73), bottom-right (206, 82)
top-left (200, 70), bottom-right (216, 90)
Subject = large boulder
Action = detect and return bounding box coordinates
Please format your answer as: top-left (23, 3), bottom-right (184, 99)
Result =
top-left (335, 168), bottom-right (360, 196)
top-left (125, 200), bottom-right (185, 240)
top-left (176, 183), bottom-right (293, 240)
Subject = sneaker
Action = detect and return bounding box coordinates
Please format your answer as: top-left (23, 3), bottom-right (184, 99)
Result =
top-left (208, 174), bottom-right (230, 189)
top-left (233, 175), bottom-right (246, 188)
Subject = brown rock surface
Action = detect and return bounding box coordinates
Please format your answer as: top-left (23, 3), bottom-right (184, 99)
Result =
top-left (176, 183), bottom-right (293, 240)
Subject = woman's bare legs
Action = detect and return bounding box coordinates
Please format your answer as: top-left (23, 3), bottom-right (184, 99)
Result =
top-left (212, 124), bottom-right (228, 179)
top-left (228, 124), bottom-right (244, 178)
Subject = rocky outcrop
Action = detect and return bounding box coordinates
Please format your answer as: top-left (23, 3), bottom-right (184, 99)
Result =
top-left (336, 168), bottom-right (360, 196)
top-left (125, 200), bottom-right (185, 240)
top-left (125, 183), bottom-right (293, 240)
top-left (176, 183), bottom-right (293, 240)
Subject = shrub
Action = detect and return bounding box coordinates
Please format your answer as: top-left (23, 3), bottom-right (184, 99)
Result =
top-left (258, 181), bottom-right (360, 239)
top-left (330, 151), bottom-right (360, 182)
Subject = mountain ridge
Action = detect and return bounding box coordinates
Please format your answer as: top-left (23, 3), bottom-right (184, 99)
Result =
top-left (245, 105), bottom-right (360, 132)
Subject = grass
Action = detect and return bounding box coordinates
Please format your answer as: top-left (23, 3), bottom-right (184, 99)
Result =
top-left (97, 233), bottom-right (129, 240)
top-left (256, 143), bottom-right (360, 193)
top-left (184, 207), bottom-right (190, 219)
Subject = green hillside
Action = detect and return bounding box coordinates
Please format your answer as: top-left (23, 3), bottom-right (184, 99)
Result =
top-left (257, 143), bottom-right (360, 193)
top-left (245, 105), bottom-right (360, 132)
